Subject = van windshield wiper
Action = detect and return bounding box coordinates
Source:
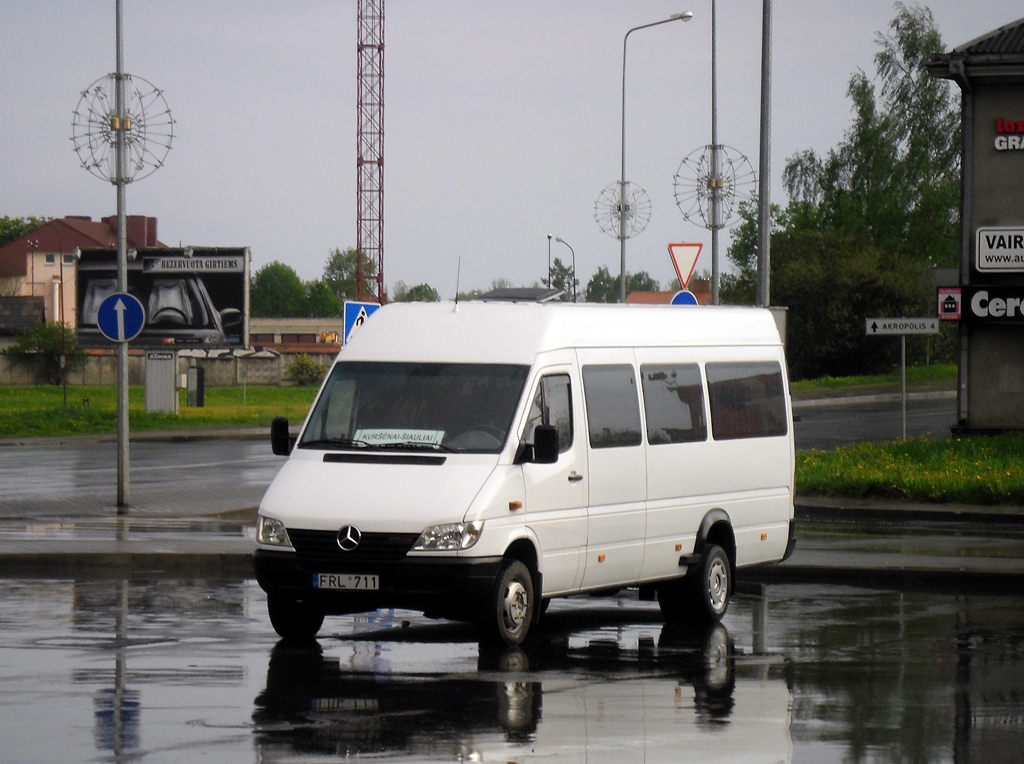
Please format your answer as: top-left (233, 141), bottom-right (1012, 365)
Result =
top-left (385, 438), bottom-right (454, 448)
top-left (298, 437), bottom-right (374, 450)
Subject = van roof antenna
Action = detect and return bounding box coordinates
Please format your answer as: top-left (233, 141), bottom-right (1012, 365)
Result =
top-left (453, 257), bottom-right (461, 312)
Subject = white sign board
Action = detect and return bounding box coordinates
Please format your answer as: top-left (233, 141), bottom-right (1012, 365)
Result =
top-left (977, 227), bottom-right (1024, 272)
top-left (865, 317), bottom-right (939, 336)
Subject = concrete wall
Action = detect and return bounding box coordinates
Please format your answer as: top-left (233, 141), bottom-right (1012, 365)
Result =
top-left (0, 351), bottom-right (335, 387)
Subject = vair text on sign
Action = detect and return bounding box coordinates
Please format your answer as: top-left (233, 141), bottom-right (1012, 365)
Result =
top-left (977, 227), bottom-right (1024, 271)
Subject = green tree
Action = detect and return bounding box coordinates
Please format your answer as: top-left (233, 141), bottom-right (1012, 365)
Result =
top-left (6, 322), bottom-right (84, 385)
top-left (250, 261), bottom-right (308, 317)
top-left (723, 4), bottom-right (959, 377)
top-left (548, 257), bottom-right (579, 301)
top-left (305, 279), bottom-right (343, 316)
top-left (722, 200), bottom-right (787, 305)
top-left (585, 267), bottom-right (617, 303)
top-left (393, 281), bottom-right (441, 302)
top-left (457, 278), bottom-right (514, 302)
top-left (779, 2), bottom-right (959, 266)
top-left (0, 216), bottom-right (50, 249)
top-left (770, 229), bottom-right (932, 379)
top-left (585, 267), bottom-right (659, 303)
top-left (323, 248), bottom-right (378, 301)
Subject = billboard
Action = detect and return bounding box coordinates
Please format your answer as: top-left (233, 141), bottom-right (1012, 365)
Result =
top-left (76, 247), bottom-right (249, 348)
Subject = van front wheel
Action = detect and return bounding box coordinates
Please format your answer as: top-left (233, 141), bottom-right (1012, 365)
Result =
top-left (658, 544), bottom-right (731, 623)
top-left (480, 560), bottom-right (534, 646)
top-left (267, 594), bottom-right (325, 642)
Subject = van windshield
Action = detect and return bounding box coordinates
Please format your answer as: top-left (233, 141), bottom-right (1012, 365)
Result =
top-left (299, 362), bottom-right (530, 454)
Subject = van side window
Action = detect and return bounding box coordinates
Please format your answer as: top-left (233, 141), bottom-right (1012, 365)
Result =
top-left (524, 374), bottom-right (573, 453)
top-left (582, 364), bottom-right (643, 448)
top-left (640, 364), bottom-right (707, 444)
top-left (706, 361), bottom-right (788, 440)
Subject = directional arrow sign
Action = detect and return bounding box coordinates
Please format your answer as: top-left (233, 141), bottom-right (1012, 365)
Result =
top-left (865, 317), bottom-right (939, 336)
top-left (97, 293), bottom-right (146, 343)
top-left (343, 301), bottom-right (380, 344)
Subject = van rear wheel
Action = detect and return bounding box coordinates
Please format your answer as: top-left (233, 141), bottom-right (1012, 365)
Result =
top-left (267, 594), bottom-right (325, 642)
top-left (658, 544), bottom-right (731, 624)
top-left (480, 559), bottom-right (534, 646)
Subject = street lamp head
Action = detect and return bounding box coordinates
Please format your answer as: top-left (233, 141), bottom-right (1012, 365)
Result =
top-left (555, 237), bottom-right (565, 244)
top-left (671, 11), bottom-right (694, 21)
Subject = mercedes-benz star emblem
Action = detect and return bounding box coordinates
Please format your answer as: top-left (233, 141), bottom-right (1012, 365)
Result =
top-left (336, 525), bottom-right (362, 552)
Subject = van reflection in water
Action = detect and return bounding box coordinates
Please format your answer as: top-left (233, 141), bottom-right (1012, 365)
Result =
top-left (251, 617), bottom-right (792, 762)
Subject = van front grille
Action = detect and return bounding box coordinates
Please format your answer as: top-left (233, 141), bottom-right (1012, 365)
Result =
top-left (287, 528), bottom-right (418, 568)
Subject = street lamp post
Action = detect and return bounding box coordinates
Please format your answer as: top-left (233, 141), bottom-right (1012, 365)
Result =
top-left (555, 237), bottom-right (576, 302)
top-left (27, 239), bottom-right (38, 300)
top-left (547, 233), bottom-right (552, 288)
top-left (756, 0), bottom-right (773, 308)
top-left (619, 11), bottom-right (693, 303)
top-left (50, 225), bottom-right (74, 408)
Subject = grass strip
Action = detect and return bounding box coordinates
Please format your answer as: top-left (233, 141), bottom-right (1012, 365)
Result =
top-left (798, 435), bottom-right (1024, 504)
top-left (0, 385), bottom-right (318, 438)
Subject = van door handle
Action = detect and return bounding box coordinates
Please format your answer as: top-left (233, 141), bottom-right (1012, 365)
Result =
top-left (568, 471), bottom-right (583, 483)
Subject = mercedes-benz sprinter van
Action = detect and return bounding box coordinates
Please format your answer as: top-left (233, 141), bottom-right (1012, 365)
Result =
top-left (254, 301), bottom-right (795, 645)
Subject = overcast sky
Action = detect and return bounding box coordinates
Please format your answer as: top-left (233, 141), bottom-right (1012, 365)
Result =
top-left (3, 1), bottom-right (1022, 298)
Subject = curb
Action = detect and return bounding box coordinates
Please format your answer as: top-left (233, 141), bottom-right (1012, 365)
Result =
top-left (0, 550), bottom-right (255, 579)
top-left (795, 497), bottom-right (1024, 525)
top-left (740, 563), bottom-right (1024, 591)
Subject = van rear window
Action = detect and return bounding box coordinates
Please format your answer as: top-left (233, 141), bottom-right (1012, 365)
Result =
top-left (706, 362), bottom-right (787, 440)
top-left (582, 364), bottom-right (643, 448)
top-left (640, 364), bottom-right (707, 444)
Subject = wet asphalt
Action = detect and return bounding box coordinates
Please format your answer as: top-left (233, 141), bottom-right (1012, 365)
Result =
top-left (1, 389), bottom-right (1023, 588)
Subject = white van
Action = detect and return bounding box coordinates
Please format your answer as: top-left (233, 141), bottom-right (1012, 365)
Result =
top-left (254, 301), bottom-right (795, 645)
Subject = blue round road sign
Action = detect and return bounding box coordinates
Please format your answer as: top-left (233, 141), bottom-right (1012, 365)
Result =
top-left (670, 290), bottom-right (699, 305)
top-left (97, 293), bottom-right (146, 342)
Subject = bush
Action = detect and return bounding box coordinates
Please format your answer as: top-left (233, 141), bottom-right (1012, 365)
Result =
top-left (287, 354), bottom-right (328, 386)
top-left (6, 322), bottom-right (84, 385)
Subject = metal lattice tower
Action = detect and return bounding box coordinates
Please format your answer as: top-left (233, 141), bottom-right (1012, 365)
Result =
top-left (356, 0), bottom-right (385, 302)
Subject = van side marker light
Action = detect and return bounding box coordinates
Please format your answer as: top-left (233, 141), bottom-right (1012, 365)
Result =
top-left (509, 501), bottom-right (522, 511)
top-left (761, 532), bottom-right (768, 541)
top-left (598, 554), bottom-right (606, 563)
top-left (675, 543), bottom-right (683, 552)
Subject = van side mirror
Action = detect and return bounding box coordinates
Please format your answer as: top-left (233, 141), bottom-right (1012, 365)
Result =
top-left (271, 416), bottom-right (294, 456)
top-left (532, 425), bottom-right (559, 464)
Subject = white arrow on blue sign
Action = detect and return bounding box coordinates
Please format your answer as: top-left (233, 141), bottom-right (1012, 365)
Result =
top-left (97, 293), bottom-right (146, 343)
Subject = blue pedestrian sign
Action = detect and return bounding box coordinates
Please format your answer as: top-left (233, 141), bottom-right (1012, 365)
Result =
top-left (97, 293), bottom-right (146, 343)
top-left (343, 301), bottom-right (380, 344)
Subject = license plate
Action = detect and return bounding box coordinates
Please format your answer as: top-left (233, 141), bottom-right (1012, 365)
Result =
top-left (314, 573), bottom-right (379, 590)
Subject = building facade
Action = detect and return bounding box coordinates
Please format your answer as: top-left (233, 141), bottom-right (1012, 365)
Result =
top-left (928, 17), bottom-right (1024, 431)
top-left (0, 215), bottom-right (161, 330)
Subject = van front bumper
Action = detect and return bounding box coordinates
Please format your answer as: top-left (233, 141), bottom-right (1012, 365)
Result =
top-left (253, 548), bottom-right (504, 621)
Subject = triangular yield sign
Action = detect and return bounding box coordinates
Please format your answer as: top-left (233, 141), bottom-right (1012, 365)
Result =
top-left (667, 242), bottom-right (703, 289)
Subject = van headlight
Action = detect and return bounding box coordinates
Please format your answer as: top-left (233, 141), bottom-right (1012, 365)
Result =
top-left (257, 515), bottom-right (293, 549)
top-left (413, 521), bottom-right (483, 551)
